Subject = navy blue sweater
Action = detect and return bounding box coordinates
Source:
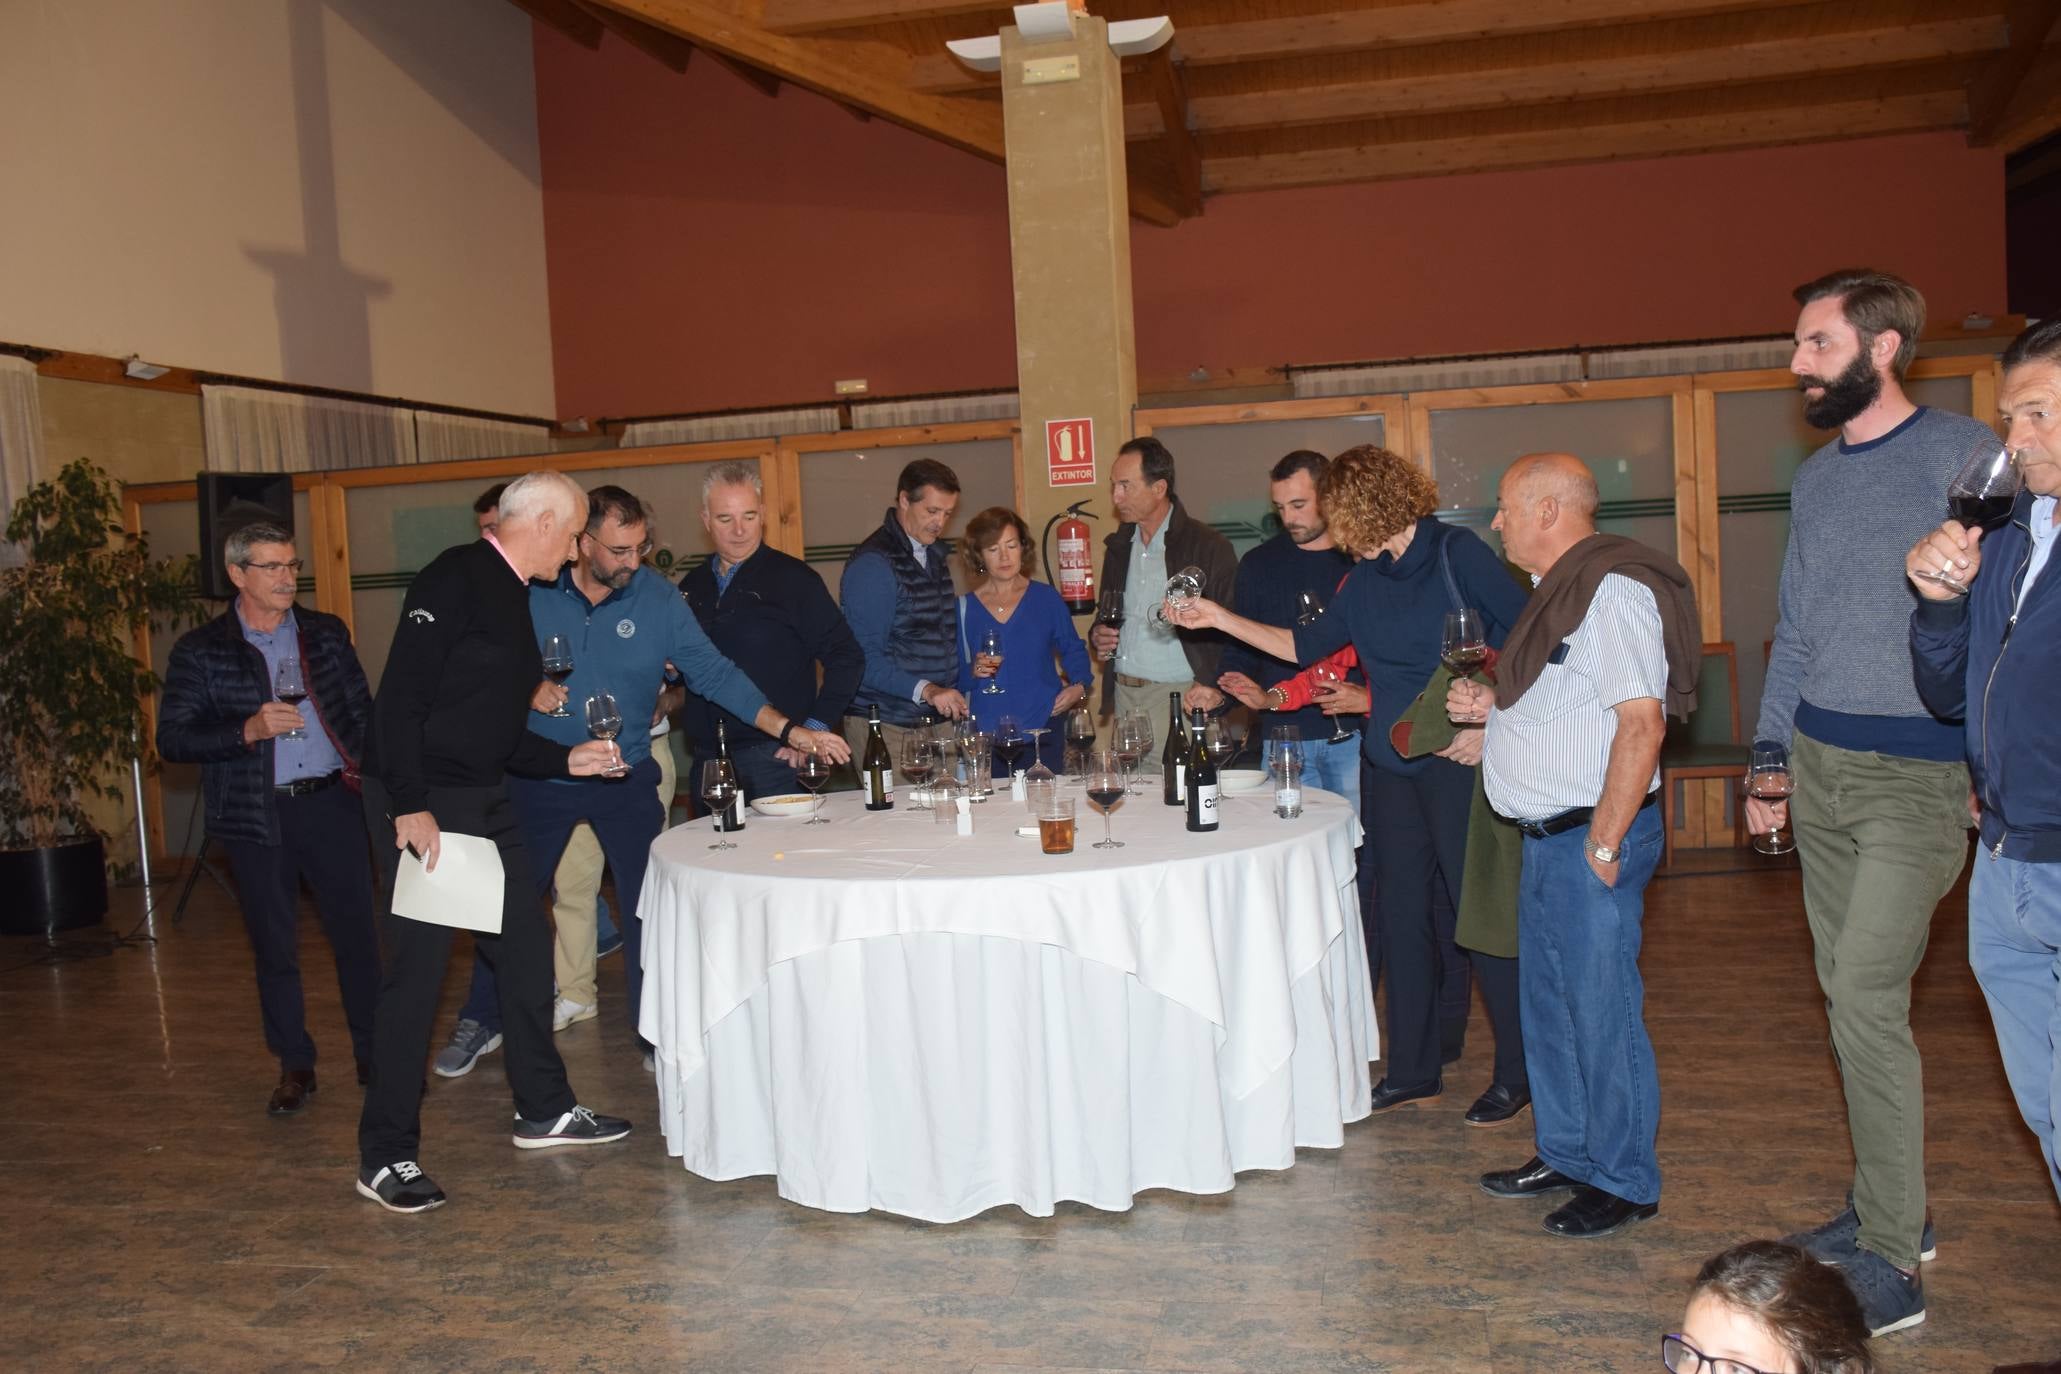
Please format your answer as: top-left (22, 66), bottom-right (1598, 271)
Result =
top-left (1294, 518), bottom-right (1529, 776)
top-left (1910, 490), bottom-right (2061, 861)
top-left (679, 545), bottom-right (864, 747)
top-left (1222, 534), bottom-right (1357, 741)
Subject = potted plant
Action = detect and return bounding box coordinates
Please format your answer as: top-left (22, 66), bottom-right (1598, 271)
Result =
top-left (0, 459), bottom-right (197, 937)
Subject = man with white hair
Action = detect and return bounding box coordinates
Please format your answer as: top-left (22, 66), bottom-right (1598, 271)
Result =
top-left (355, 471), bottom-right (631, 1213)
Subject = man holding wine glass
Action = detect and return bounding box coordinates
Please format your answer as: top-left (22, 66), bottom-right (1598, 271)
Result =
top-left (1746, 270), bottom-right (1991, 1336)
top-left (157, 521), bottom-right (382, 1120)
top-left (1907, 320), bottom-right (2061, 1371)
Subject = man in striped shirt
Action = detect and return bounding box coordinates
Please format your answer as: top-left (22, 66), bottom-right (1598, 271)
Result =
top-left (1449, 453), bottom-right (1679, 1241)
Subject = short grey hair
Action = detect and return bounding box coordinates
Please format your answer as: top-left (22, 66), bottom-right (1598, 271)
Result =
top-left (701, 461), bottom-right (763, 506)
top-left (224, 521), bottom-right (293, 569)
top-left (496, 470), bottom-right (584, 527)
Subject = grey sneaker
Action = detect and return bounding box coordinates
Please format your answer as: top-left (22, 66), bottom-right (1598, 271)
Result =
top-left (1841, 1249), bottom-right (1925, 1337)
top-left (1783, 1194), bottom-right (1937, 1265)
top-left (432, 1019), bottom-right (503, 1079)
top-left (512, 1104), bottom-right (631, 1150)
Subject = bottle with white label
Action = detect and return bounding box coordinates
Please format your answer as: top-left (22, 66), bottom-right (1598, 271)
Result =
top-left (1185, 707), bottom-right (1219, 833)
top-left (862, 704), bottom-right (894, 811)
top-left (1162, 691), bottom-right (1186, 806)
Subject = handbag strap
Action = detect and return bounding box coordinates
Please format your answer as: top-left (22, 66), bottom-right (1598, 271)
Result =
top-left (958, 594), bottom-right (972, 663)
top-left (1436, 527), bottom-right (1464, 612)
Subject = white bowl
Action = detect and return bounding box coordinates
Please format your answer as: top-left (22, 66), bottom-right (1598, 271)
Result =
top-left (1219, 769), bottom-right (1269, 795)
top-left (750, 794), bottom-right (819, 818)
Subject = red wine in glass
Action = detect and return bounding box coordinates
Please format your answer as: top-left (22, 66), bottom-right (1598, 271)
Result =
top-left (1947, 492), bottom-right (2015, 531)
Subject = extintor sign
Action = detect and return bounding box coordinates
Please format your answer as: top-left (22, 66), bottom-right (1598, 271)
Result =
top-left (1046, 417), bottom-right (1095, 487)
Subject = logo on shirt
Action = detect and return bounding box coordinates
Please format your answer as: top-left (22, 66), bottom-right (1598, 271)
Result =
top-left (615, 618), bottom-right (636, 639)
top-left (407, 609), bottom-right (435, 624)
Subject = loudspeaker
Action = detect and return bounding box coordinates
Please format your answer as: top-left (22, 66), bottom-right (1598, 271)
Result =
top-left (196, 472), bottom-right (294, 600)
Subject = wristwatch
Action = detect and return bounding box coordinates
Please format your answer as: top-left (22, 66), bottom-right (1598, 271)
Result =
top-left (1589, 839), bottom-right (1618, 864)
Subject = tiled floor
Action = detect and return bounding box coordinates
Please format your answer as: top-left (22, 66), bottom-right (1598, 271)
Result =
top-left (3, 856), bottom-right (2057, 1372)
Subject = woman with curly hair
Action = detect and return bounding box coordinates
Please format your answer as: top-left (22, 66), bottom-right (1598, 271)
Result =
top-left (1169, 445), bottom-right (1530, 1122)
top-left (1666, 1241), bottom-right (1875, 1374)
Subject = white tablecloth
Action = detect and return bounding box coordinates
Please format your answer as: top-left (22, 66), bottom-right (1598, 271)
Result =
top-left (638, 785), bottom-right (1376, 1221)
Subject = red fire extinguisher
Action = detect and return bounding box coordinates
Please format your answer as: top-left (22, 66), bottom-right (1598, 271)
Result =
top-left (1043, 500), bottom-right (1097, 615)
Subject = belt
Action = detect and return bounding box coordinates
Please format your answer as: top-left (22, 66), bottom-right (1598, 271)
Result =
top-left (1116, 673), bottom-right (1181, 689)
top-left (275, 771), bottom-right (341, 798)
top-left (1514, 789), bottom-right (1658, 840)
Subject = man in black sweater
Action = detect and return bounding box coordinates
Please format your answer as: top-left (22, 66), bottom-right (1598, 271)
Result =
top-left (679, 461), bottom-right (864, 797)
top-left (355, 471), bottom-right (628, 1214)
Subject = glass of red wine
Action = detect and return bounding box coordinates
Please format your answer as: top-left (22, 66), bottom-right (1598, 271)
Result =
top-left (273, 656), bottom-right (308, 740)
top-left (1094, 589), bottom-right (1125, 662)
top-left (1085, 750), bottom-right (1126, 849)
top-left (1915, 436), bottom-right (2021, 596)
top-left (1310, 663), bottom-right (1354, 744)
top-left (1747, 742), bottom-right (1796, 856)
top-left (541, 633), bottom-right (575, 718)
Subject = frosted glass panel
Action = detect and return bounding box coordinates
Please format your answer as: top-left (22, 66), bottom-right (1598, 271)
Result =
top-left (800, 440), bottom-right (1013, 602)
top-left (1143, 413), bottom-right (1389, 557)
top-left (1427, 396), bottom-right (1676, 556)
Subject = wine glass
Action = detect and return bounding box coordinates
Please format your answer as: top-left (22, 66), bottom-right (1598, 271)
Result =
top-left (1310, 663), bottom-right (1354, 744)
top-left (1914, 435), bottom-right (2022, 596)
top-left (1112, 716), bottom-right (1144, 795)
top-left (978, 626), bottom-right (1006, 694)
top-left (1023, 726), bottom-right (1055, 790)
top-left (795, 750), bottom-right (833, 824)
top-left (996, 716), bottom-right (1027, 778)
top-left (1441, 610), bottom-right (1488, 679)
top-left (584, 692), bottom-right (629, 777)
top-left (1085, 751), bottom-right (1126, 849)
top-left (700, 758), bottom-right (738, 850)
top-left (1154, 565), bottom-right (1206, 625)
top-left (900, 733), bottom-right (939, 809)
top-left (1094, 588), bottom-right (1125, 662)
top-left (1122, 710), bottom-right (1154, 794)
top-left (540, 633), bottom-right (574, 718)
top-left (1064, 705), bottom-right (1096, 778)
top-left (1202, 719), bottom-right (1234, 773)
top-left (273, 656), bottom-right (308, 740)
top-left (1747, 743), bottom-right (1796, 856)
top-left (1294, 589), bottom-right (1326, 627)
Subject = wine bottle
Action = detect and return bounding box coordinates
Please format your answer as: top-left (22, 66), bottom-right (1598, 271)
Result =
top-left (1162, 691), bottom-right (1186, 806)
top-left (714, 720), bottom-right (746, 832)
top-left (1185, 707), bottom-right (1219, 833)
top-left (862, 704), bottom-right (894, 811)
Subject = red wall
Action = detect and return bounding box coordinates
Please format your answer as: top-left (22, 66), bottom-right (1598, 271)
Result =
top-left (535, 24), bottom-right (2009, 419)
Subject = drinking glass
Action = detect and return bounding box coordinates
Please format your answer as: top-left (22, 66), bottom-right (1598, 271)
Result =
top-left (978, 626), bottom-right (1006, 694)
top-left (1310, 663), bottom-right (1353, 744)
top-left (996, 716), bottom-right (1027, 777)
top-left (962, 732), bottom-right (994, 800)
top-left (1024, 726), bottom-right (1055, 788)
top-left (700, 758), bottom-right (738, 850)
top-left (1094, 588), bottom-right (1126, 661)
top-left (953, 716), bottom-right (981, 781)
top-left (1202, 719), bottom-right (1234, 772)
top-left (1121, 710), bottom-right (1154, 794)
top-left (1085, 752), bottom-right (1126, 849)
top-left (900, 733), bottom-right (939, 809)
top-left (1747, 742), bottom-right (1796, 856)
top-left (795, 750), bottom-right (833, 824)
top-left (273, 656), bottom-right (308, 740)
top-left (540, 633), bottom-right (575, 717)
top-left (584, 692), bottom-right (629, 776)
top-left (1914, 435), bottom-right (2022, 595)
top-left (1294, 589), bottom-right (1326, 627)
top-left (1154, 565), bottom-right (1206, 624)
top-left (1112, 717), bottom-right (1144, 795)
top-left (1441, 609), bottom-right (1488, 679)
top-left (1037, 795), bottom-right (1077, 855)
top-left (1064, 705), bottom-right (1096, 779)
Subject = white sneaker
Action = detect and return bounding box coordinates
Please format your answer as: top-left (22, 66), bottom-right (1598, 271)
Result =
top-left (552, 997), bottom-right (597, 1033)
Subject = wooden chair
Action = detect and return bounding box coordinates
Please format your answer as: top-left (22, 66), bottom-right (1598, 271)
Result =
top-left (1660, 641), bottom-right (1749, 869)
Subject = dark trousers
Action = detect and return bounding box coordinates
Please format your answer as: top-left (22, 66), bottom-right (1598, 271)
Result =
top-left (1363, 758), bottom-right (1527, 1091)
top-left (459, 758), bottom-right (666, 1042)
top-left (357, 776), bottom-right (573, 1170)
top-left (217, 782), bottom-right (382, 1073)
top-left (689, 738), bottom-right (796, 805)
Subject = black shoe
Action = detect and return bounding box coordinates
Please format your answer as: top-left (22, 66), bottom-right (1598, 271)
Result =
top-left (1439, 1017), bottom-right (1468, 1066)
top-left (1480, 1155), bottom-right (1581, 1199)
top-left (1368, 1075), bottom-right (1442, 1113)
top-left (1464, 1082), bottom-right (1531, 1127)
top-left (356, 1160), bottom-right (447, 1213)
top-left (267, 1068), bottom-right (316, 1117)
top-left (1543, 1185), bottom-right (1658, 1239)
top-left (1783, 1192), bottom-right (1937, 1265)
top-left (512, 1105), bottom-right (632, 1150)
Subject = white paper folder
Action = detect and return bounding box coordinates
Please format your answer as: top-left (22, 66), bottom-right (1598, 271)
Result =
top-left (392, 832), bottom-right (505, 934)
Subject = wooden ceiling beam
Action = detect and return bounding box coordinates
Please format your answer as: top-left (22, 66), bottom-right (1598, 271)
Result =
top-left (1966, 0), bottom-right (2061, 142)
top-left (1146, 50), bottom-right (1201, 217)
top-left (509, 0), bottom-right (606, 47)
top-left (1982, 36), bottom-right (2061, 150)
top-left (581, 0), bottom-right (1004, 157)
top-left (708, 47), bottom-right (784, 95)
top-left (569, 0), bottom-right (695, 70)
top-left (762, 0), bottom-right (1001, 35)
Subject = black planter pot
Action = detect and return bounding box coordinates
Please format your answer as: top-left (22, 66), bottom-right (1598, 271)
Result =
top-left (0, 836), bottom-right (108, 937)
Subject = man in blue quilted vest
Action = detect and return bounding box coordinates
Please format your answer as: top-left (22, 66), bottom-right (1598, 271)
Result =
top-left (158, 521), bottom-right (381, 1119)
top-left (840, 458), bottom-right (970, 762)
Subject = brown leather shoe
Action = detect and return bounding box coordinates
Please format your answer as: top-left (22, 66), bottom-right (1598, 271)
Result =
top-left (268, 1068), bottom-right (317, 1116)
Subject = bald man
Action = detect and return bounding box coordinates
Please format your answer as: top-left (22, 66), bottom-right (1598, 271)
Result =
top-left (1451, 453), bottom-right (1699, 1241)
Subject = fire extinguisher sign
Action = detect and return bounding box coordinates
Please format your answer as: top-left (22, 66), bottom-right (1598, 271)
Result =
top-left (1045, 417), bottom-right (1096, 488)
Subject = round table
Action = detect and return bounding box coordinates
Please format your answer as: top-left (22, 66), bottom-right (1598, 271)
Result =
top-left (637, 782), bottom-right (1376, 1222)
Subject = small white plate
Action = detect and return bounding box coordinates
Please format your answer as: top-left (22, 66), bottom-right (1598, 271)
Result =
top-left (750, 795), bottom-right (819, 818)
top-left (1219, 769), bottom-right (1269, 795)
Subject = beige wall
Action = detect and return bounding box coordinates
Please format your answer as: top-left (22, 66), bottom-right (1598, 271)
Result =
top-left (39, 379), bottom-right (207, 487)
top-left (0, 0), bottom-right (554, 417)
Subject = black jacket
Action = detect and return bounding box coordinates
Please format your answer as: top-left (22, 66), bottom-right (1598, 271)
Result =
top-left (1095, 498), bottom-right (1239, 714)
top-left (157, 605), bottom-right (371, 845)
top-left (678, 545), bottom-right (863, 748)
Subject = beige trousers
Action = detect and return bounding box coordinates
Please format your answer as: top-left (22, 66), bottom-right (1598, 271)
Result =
top-left (551, 735), bottom-right (677, 1008)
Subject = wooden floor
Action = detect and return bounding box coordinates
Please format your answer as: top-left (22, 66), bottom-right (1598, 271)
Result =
top-left (3, 854), bottom-right (2057, 1373)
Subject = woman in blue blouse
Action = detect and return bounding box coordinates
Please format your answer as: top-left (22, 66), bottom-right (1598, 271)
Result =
top-left (956, 507), bottom-right (1092, 774)
top-left (1170, 445), bottom-right (1532, 1127)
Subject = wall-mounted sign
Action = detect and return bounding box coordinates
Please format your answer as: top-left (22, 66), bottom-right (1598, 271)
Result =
top-left (1046, 417), bottom-right (1095, 487)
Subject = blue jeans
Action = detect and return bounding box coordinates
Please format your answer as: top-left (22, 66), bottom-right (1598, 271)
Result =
top-left (1264, 733), bottom-right (1361, 820)
top-left (1518, 803), bottom-right (1664, 1205)
top-left (1969, 852), bottom-right (2061, 1202)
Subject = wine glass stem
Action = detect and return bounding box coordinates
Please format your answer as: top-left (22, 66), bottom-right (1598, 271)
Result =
top-left (1102, 812), bottom-right (1114, 846)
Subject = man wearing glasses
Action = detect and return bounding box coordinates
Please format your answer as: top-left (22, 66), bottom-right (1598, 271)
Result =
top-left (431, 484), bottom-right (851, 1074)
top-left (158, 521), bottom-right (382, 1118)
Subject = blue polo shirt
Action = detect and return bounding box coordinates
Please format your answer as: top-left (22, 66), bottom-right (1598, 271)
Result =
top-left (527, 565), bottom-right (767, 771)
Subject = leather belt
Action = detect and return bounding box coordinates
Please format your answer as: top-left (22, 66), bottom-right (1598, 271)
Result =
top-left (275, 771), bottom-right (342, 798)
top-left (1514, 789), bottom-right (1658, 840)
top-left (1115, 673), bottom-right (1175, 689)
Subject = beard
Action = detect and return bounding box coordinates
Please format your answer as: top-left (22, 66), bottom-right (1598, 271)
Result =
top-left (1799, 349), bottom-right (1882, 430)
top-left (1284, 518), bottom-right (1328, 545)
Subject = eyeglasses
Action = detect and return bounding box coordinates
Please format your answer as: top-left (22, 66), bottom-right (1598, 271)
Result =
top-left (239, 559), bottom-right (304, 575)
top-left (1662, 1334), bottom-right (1779, 1374)
top-left (581, 532), bottom-right (653, 560)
